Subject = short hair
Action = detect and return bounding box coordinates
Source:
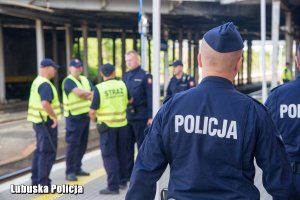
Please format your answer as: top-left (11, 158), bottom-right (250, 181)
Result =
top-left (125, 50), bottom-right (139, 57)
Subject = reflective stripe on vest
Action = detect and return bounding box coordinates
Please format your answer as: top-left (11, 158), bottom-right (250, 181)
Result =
top-left (27, 76), bottom-right (62, 123)
top-left (62, 75), bottom-right (91, 117)
top-left (96, 79), bottom-right (128, 128)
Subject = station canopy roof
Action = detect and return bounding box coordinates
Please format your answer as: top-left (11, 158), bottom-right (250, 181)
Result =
top-left (0, 0), bottom-right (299, 40)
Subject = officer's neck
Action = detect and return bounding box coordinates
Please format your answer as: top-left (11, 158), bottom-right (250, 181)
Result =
top-left (202, 70), bottom-right (234, 83)
top-left (70, 73), bottom-right (80, 80)
top-left (103, 75), bottom-right (116, 81)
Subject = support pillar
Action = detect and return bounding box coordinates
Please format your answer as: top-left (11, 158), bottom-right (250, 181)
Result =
top-left (271, 0), bottom-right (280, 88)
top-left (0, 22), bottom-right (5, 102)
top-left (285, 12), bottom-right (293, 70)
top-left (52, 28), bottom-right (59, 89)
top-left (97, 25), bottom-right (103, 70)
top-left (194, 34), bottom-right (199, 83)
top-left (148, 38), bottom-right (152, 72)
top-left (81, 22), bottom-right (88, 77)
top-left (187, 31), bottom-right (192, 75)
top-left (35, 19), bottom-right (44, 74)
top-left (172, 39), bottom-right (175, 61)
top-left (65, 24), bottom-right (72, 67)
top-left (247, 40), bottom-right (252, 84)
top-left (163, 29), bottom-right (169, 97)
top-left (178, 29), bottom-right (183, 60)
top-left (112, 36), bottom-right (116, 66)
top-left (121, 30), bottom-right (126, 75)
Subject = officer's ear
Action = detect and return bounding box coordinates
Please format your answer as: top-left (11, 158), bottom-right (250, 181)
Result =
top-left (197, 53), bottom-right (203, 68)
top-left (234, 56), bottom-right (242, 73)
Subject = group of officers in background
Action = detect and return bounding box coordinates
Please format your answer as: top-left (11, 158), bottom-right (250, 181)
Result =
top-left (27, 48), bottom-right (195, 195)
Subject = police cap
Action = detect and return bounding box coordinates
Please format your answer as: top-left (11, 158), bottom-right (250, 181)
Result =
top-left (100, 63), bottom-right (115, 76)
top-left (40, 58), bottom-right (60, 69)
top-left (69, 59), bottom-right (82, 68)
top-left (171, 60), bottom-right (183, 67)
top-left (203, 22), bottom-right (244, 53)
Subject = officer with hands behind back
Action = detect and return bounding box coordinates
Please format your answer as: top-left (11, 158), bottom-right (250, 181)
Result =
top-left (89, 64), bottom-right (129, 195)
top-left (166, 59), bottom-right (196, 99)
top-left (62, 58), bottom-right (93, 181)
top-left (125, 22), bottom-right (297, 200)
top-left (265, 44), bottom-right (300, 195)
top-left (123, 50), bottom-right (153, 180)
top-left (27, 58), bottom-right (61, 187)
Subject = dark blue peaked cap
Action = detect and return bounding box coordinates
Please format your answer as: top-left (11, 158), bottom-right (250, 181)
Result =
top-left (203, 22), bottom-right (244, 53)
top-left (40, 58), bottom-right (60, 69)
top-left (100, 63), bottom-right (115, 76)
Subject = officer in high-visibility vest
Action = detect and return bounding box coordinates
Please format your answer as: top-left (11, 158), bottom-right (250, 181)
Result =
top-left (62, 58), bottom-right (94, 181)
top-left (89, 63), bottom-right (129, 195)
top-left (282, 62), bottom-right (292, 83)
top-left (27, 58), bottom-right (61, 187)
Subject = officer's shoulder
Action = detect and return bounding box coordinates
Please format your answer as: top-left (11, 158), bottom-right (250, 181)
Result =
top-left (270, 84), bottom-right (283, 93)
top-left (245, 94), bottom-right (268, 112)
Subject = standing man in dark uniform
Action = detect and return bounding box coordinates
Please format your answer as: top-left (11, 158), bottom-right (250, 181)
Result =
top-left (27, 58), bottom-right (61, 187)
top-left (166, 60), bottom-right (196, 99)
top-left (123, 50), bottom-right (153, 180)
top-left (265, 44), bottom-right (300, 194)
top-left (89, 64), bottom-right (129, 195)
top-left (62, 59), bottom-right (93, 181)
top-left (126, 22), bottom-right (296, 200)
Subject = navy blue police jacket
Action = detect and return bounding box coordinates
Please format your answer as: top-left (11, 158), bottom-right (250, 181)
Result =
top-left (125, 76), bottom-right (294, 200)
top-left (123, 66), bottom-right (152, 121)
top-left (166, 74), bottom-right (195, 99)
top-left (265, 76), bottom-right (300, 163)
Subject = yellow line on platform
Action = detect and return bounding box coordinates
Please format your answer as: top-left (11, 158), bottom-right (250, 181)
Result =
top-left (32, 168), bottom-right (106, 200)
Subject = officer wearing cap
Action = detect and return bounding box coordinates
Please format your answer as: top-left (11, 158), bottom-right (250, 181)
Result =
top-left (123, 50), bottom-right (153, 180)
top-left (27, 58), bottom-right (62, 187)
top-left (126, 22), bottom-right (296, 199)
top-left (265, 44), bottom-right (300, 195)
top-left (166, 60), bottom-right (196, 99)
top-left (89, 63), bottom-right (130, 195)
top-left (62, 58), bottom-right (94, 181)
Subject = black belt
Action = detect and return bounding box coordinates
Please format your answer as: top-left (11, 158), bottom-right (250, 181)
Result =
top-left (291, 162), bottom-right (300, 174)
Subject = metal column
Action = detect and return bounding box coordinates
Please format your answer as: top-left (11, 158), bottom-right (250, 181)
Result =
top-left (247, 40), bottom-right (252, 84)
top-left (271, 0), bottom-right (280, 88)
top-left (188, 31), bottom-right (192, 75)
top-left (153, 1), bottom-right (161, 198)
top-left (81, 22), bottom-right (88, 77)
top-left (52, 28), bottom-right (59, 88)
top-left (112, 37), bottom-right (116, 66)
top-left (35, 19), bottom-right (44, 74)
top-left (96, 25), bottom-right (103, 70)
top-left (163, 29), bottom-right (169, 97)
top-left (194, 34), bottom-right (199, 83)
top-left (260, 0), bottom-right (267, 102)
top-left (285, 12), bottom-right (293, 73)
top-left (178, 29), bottom-right (183, 60)
top-left (0, 23), bottom-right (5, 102)
top-left (65, 24), bottom-right (72, 67)
top-left (148, 38), bottom-right (152, 73)
top-left (121, 30), bottom-right (126, 75)
top-left (172, 39), bottom-right (176, 61)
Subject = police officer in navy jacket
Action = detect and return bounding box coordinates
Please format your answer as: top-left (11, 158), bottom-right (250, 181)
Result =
top-left (166, 60), bottom-right (196, 99)
top-left (265, 44), bottom-right (300, 195)
top-left (123, 50), bottom-right (153, 181)
top-left (125, 22), bottom-right (296, 200)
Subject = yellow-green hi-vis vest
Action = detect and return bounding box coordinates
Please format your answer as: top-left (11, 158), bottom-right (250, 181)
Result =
top-left (62, 75), bottom-right (91, 117)
top-left (96, 79), bottom-right (128, 128)
top-left (27, 75), bottom-right (62, 123)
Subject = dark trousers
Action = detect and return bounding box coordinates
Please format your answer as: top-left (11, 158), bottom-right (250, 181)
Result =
top-left (31, 120), bottom-right (57, 186)
top-left (126, 120), bottom-right (147, 180)
top-left (98, 125), bottom-right (127, 191)
top-left (65, 114), bottom-right (90, 175)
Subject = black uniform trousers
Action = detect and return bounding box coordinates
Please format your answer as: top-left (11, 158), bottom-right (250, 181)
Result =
top-left (31, 119), bottom-right (58, 186)
top-left (65, 113), bottom-right (90, 175)
top-left (98, 125), bottom-right (127, 191)
top-left (126, 120), bottom-right (147, 180)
